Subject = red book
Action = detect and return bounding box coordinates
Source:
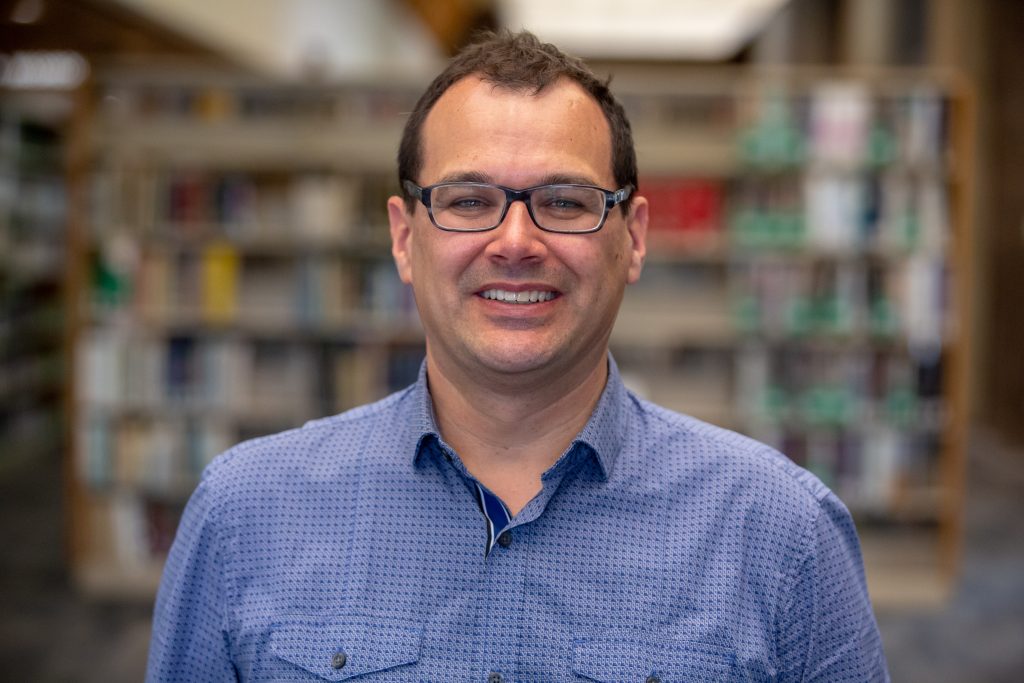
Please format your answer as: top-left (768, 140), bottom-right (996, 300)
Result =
top-left (642, 178), bottom-right (722, 234)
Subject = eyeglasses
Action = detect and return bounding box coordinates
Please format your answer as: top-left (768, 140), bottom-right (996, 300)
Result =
top-left (402, 180), bottom-right (632, 234)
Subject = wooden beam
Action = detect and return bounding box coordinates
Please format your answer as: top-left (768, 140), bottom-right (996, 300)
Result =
top-left (401, 0), bottom-right (494, 56)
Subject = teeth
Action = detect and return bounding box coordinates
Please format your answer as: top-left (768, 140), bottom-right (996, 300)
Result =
top-left (481, 289), bottom-right (555, 304)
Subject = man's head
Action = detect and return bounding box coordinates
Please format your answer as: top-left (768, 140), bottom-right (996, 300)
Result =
top-left (388, 30), bottom-right (647, 390)
top-left (398, 30), bottom-right (638, 212)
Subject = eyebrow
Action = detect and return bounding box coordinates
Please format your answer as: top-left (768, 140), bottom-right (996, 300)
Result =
top-left (433, 171), bottom-right (603, 187)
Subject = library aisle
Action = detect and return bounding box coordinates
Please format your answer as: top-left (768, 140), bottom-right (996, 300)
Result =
top-left (3, 1), bottom-right (1023, 681)
top-left (0, 427), bottom-right (1021, 681)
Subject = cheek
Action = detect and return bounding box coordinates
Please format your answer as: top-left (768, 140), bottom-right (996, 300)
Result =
top-left (605, 232), bottom-right (631, 272)
top-left (411, 235), bottom-right (480, 288)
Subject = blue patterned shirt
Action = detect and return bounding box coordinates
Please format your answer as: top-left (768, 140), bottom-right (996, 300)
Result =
top-left (147, 357), bottom-right (888, 682)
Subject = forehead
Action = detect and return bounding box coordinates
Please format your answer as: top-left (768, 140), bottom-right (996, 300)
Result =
top-left (419, 75), bottom-right (613, 186)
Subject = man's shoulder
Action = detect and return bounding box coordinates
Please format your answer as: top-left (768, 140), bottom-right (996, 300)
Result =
top-left (628, 393), bottom-right (832, 509)
top-left (200, 385), bottom-right (416, 495)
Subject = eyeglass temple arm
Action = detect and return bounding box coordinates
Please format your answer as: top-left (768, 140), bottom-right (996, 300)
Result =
top-left (610, 186), bottom-right (632, 207)
top-left (402, 179), bottom-right (430, 207)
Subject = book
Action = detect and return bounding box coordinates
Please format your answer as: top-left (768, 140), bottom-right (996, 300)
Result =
top-left (200, 242), bottom-right (240, 324)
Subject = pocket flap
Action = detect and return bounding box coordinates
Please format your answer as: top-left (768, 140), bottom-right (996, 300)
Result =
top-left (270, 617), bottom-right (421, 681)
top-left (572, 635), bottom-right (738, 682)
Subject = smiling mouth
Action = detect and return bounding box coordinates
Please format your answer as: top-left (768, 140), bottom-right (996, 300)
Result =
top-left (479, 289), bottom-right (557, 304)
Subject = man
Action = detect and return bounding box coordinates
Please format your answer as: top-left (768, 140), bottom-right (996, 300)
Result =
top-left (147, 31), bottom-right (889, 681)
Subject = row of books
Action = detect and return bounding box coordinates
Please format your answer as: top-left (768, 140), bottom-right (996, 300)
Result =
top-left (641, 168), bottom-right (947, 255)
top-left (735, 345), bottom-right (943, 428)
top-left (91, 167), bottom-right (394, 246)
top-left (92, 245), bottom-right (417, 327)
top-left (732, 255), bottom-right (946, 351)
top-left (88, 147), bottom-right (946, 259)
top-left (738, 85), bottom-right (945, 169)
top-left (643, 178), bottom-right (724, 234)
top-left (77, 331), bottom-right (319, 414)
top-left (731, 171), bottom-right (947, 254)
top-left (1, 104), bottom-right (70, 477)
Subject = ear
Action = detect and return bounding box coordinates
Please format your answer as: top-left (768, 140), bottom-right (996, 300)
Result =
top-left (388, 195), bottom-right (414, 285)
top-left (624, 195), bottom-right (648, 284)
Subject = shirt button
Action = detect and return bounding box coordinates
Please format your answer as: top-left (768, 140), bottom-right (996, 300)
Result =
top-left (331, 651), bottom-right (347, 669)
top-left (646, 676), bottom-right (661, 683)
top-left (497, 531), bottom-right (512, 548)
top-left (487, 672), bottom-right (504, 683)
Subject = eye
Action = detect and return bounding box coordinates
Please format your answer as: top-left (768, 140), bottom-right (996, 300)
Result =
top-left (535, 186), bottom-right (600, 217)
top-left (433, 184), bottom-right (502, 216)
top-left (442, 195), bottom-right (498, 218)
top-left (450, 196), bottom-right (492, 210)
top-left (547, 197), bottom-right (585, 210)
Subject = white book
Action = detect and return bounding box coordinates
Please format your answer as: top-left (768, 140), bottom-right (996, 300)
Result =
top-left (809, 82), bottom-right (872, 167)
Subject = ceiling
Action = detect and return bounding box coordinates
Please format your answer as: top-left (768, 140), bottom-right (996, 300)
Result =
top-left (0, 0), bottom-right (222, 58)
top-left (499, 0), bottom-right (789, 60)
top-left (2, 0), bottom-right (791, 82)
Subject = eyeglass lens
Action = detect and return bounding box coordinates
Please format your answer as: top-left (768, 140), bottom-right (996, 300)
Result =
top-left (430, 184), bottom-right (605, 232)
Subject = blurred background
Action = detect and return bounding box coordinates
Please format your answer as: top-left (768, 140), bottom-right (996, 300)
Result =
top-left (1, 0), bottom-right (1022, 680)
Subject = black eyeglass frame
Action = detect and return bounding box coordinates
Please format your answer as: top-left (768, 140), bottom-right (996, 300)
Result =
top-left (402, 179), bottom-right (633, 234)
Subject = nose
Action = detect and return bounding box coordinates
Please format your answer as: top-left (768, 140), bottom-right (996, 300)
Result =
top-left (483, 198), bottom-right (548, 264)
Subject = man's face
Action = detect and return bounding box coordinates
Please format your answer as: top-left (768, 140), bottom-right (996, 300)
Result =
top-left (388, 75), bottom-right (647, 385)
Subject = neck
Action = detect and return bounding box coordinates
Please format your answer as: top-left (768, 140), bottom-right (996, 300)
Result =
top-left (426, 349), bottom-right (609, 509)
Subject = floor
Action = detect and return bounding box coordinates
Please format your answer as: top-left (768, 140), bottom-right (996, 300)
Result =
top-left (1, 428), bottom-right (1022, 682)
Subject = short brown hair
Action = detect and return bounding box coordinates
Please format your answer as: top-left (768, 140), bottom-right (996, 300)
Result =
top-left (397, 30), bottom-right (637, 212)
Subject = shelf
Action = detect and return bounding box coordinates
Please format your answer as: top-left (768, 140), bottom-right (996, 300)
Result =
top-left (621, 374), bottom-right (737, 429)
top-left (80, 399), bottom-right (314, 425)
top-left (123, 310), bottom-right (423, 342)
top-left (634, 128), bottom-right (738, 175)
top-left (74, 561), bottom-right (164, 601)
top-left (612, 306), bottom-right (735, 347)
top-left (93, 120), bottom-right (404, 172)
top-left (0, 360), bottom-right (63, 405)
top-left (1, 93), bottom-right (69, 517)
top-left (643, 233), bottom-right (928, 266)
top-left (143, 230), bottom-right (392, 257)
top-left (861, 528), bottom-right (951, 609)
top-left (67, 69), bottom-right (972, 604)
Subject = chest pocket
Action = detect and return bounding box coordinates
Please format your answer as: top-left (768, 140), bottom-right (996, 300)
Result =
top-left (572, 636), bottom-right (741, 682)
top-left (268, 617), bottom-right (421, 681)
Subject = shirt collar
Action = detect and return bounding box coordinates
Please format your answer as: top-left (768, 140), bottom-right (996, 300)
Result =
top-left (408, 354), bottom-right (627, 482)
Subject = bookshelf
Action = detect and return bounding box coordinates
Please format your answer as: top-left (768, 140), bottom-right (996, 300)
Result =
top-left (608, 68), bottom-right (973, 606)
top-left (68, 67), bottom-right (973, 605)
top-left (1, 90), bottom-right (71, 477)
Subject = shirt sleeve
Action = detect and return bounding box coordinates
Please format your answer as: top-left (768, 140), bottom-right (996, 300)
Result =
top-left (146, 473), bottom-right (237, 682)
top-left (776, 490), bottom-right (890, 682)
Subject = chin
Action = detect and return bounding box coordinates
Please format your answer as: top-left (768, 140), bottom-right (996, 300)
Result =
top-left (476, 352), bottom-right (555, 376)
top-left (469, 339), bottom-right (563, 376)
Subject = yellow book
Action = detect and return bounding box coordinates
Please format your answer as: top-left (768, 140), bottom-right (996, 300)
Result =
top-left (201, 242), bottom-right (240, 324)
